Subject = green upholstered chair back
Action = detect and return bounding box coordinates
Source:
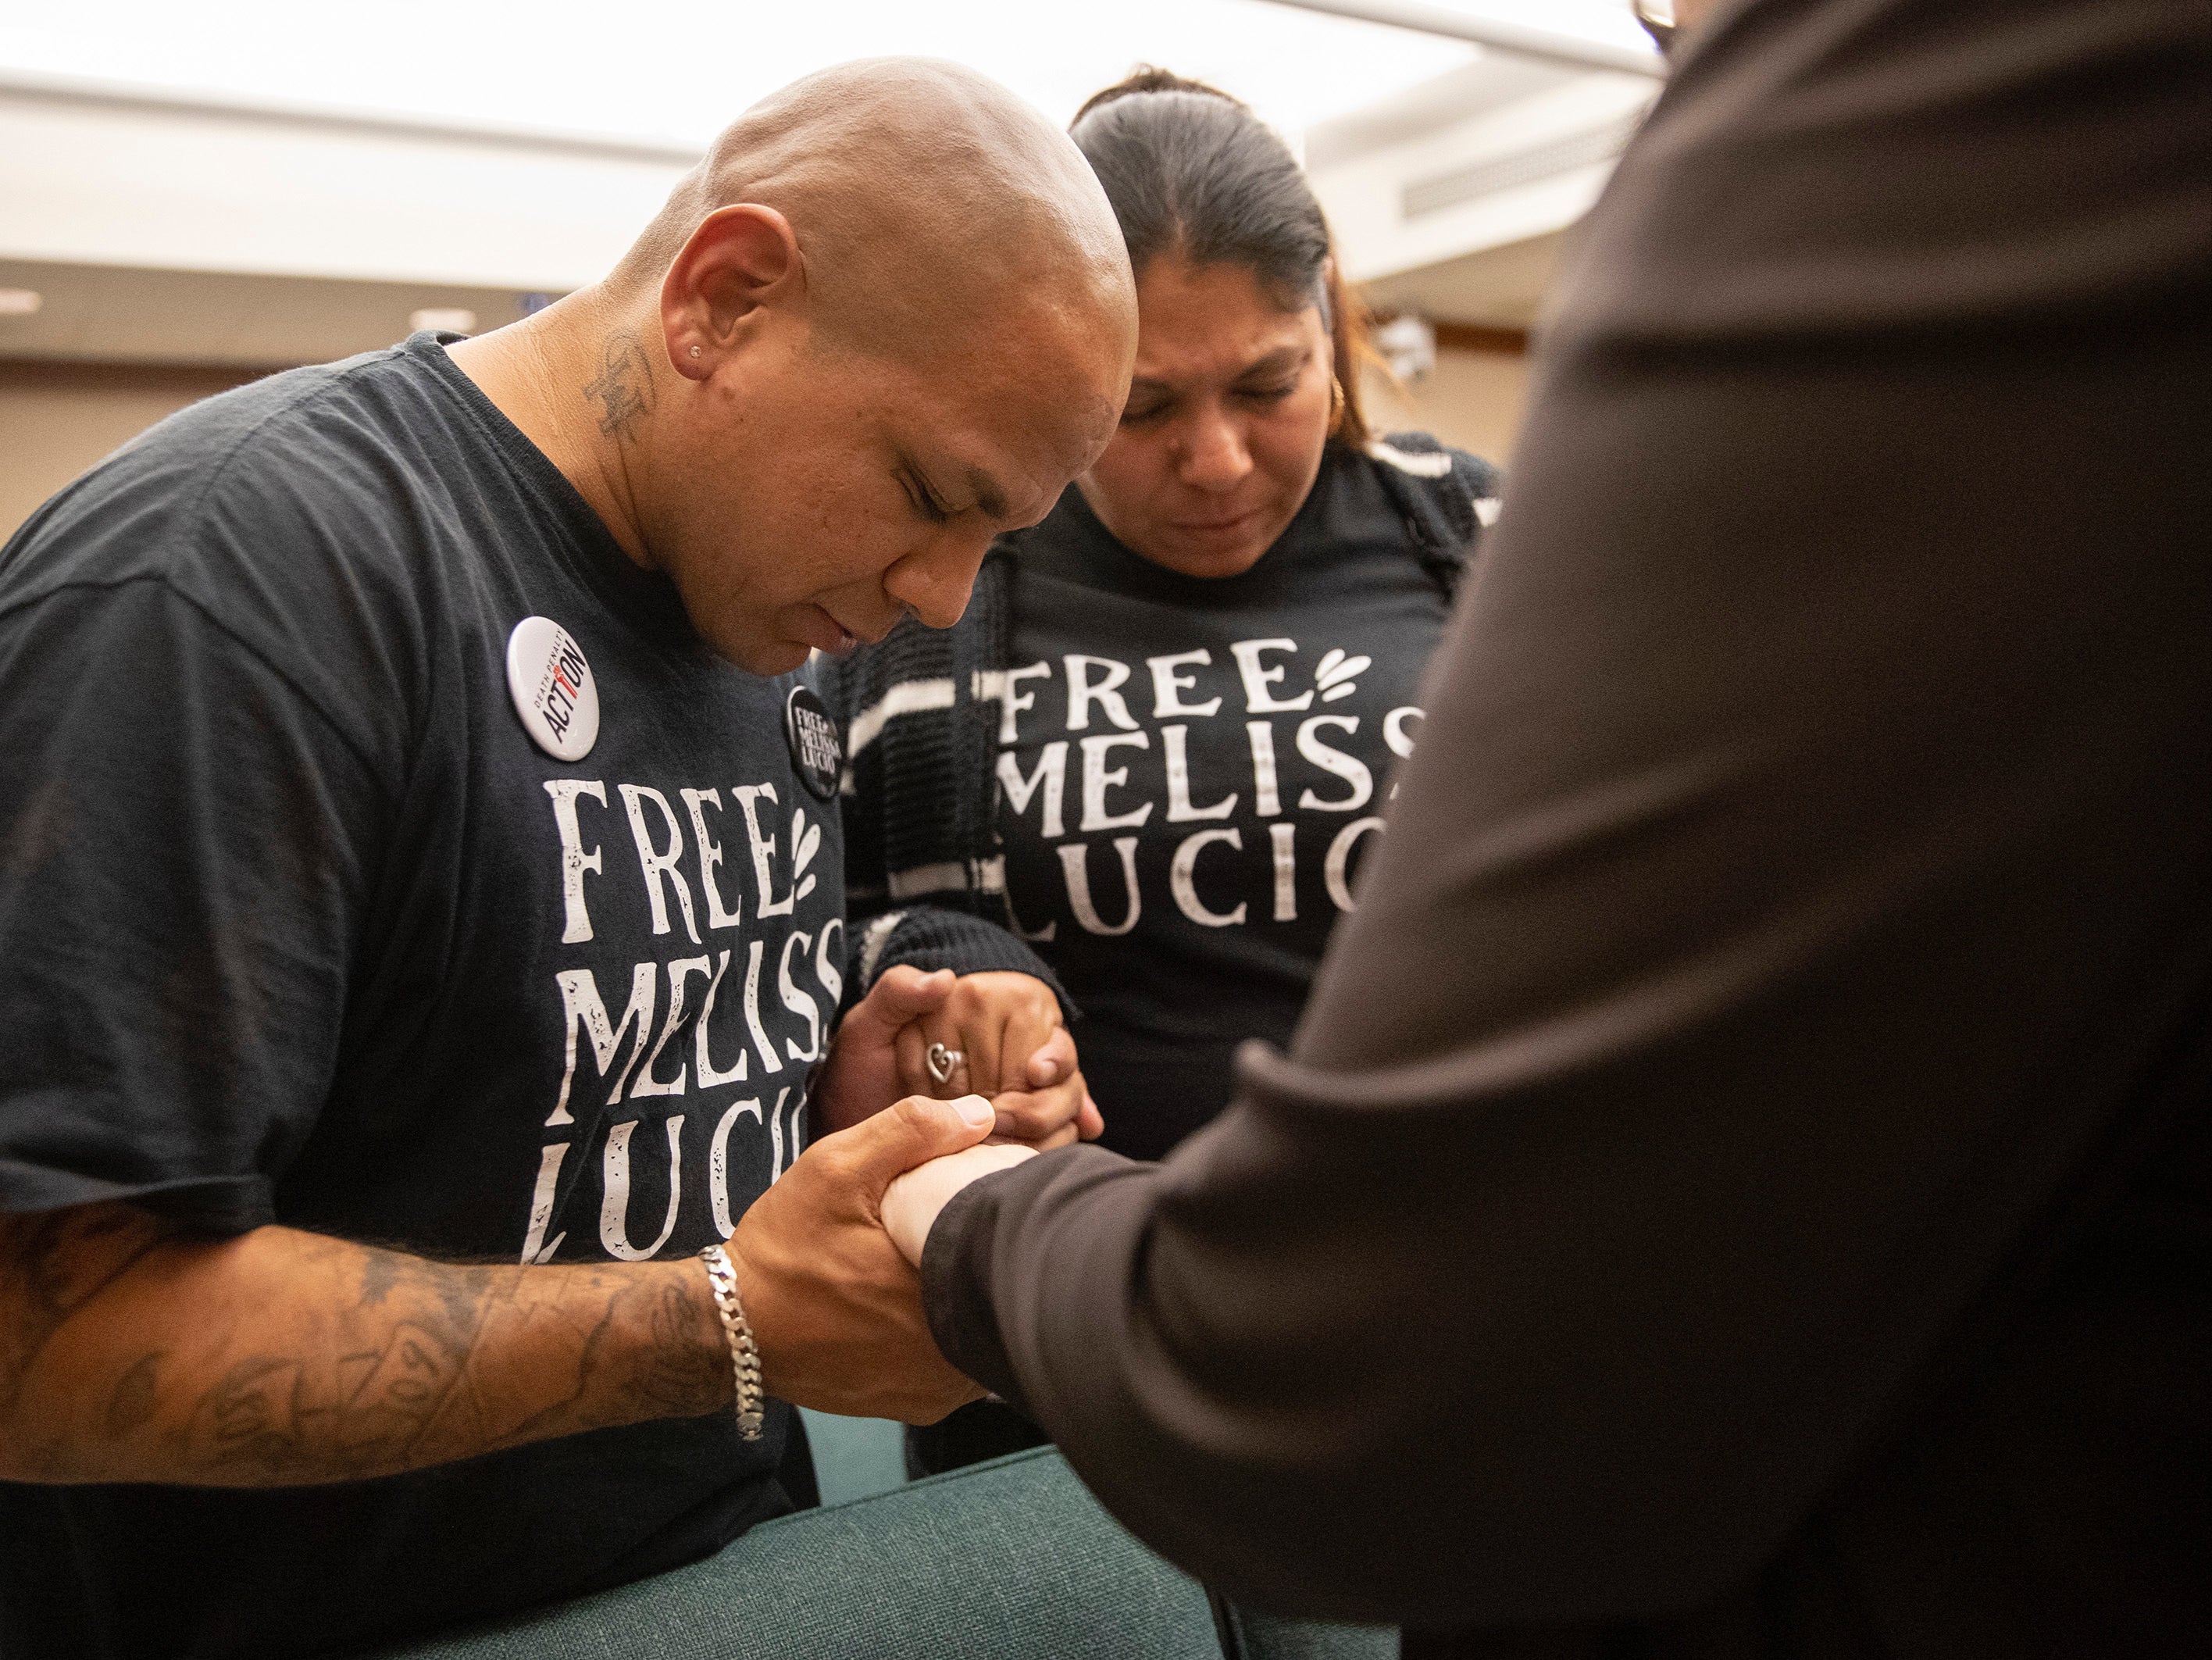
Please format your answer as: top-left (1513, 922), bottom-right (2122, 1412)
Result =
top-left (356, 1447), bottom-right (1393, 1660)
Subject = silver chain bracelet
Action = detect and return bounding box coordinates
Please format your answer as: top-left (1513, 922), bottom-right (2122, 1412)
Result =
top-left (699, 1241), bottom-right (765, 1441)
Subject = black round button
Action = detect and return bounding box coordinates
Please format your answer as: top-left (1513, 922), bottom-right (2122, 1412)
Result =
top-left (784, 685), bottom-right (843, 801)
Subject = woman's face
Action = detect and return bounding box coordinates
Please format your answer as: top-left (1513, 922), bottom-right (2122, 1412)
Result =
top-left (1077, 255), bottom-right (1334, 580)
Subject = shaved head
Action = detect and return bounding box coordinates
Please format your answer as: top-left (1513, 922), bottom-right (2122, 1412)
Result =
top-left (621, 57), bottom-right (1131, 362)
top-left (450, 58), bottom-right (1136, 676)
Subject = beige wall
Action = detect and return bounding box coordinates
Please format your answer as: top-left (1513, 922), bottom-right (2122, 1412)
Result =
top-left (1, 367), bottom-right (256, 540)
top-left (3, 344), bottom-right (1539, 547)
top-left (1361, 344), bottom-right (1532, 468)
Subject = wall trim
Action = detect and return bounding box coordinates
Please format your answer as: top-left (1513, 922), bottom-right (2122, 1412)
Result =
top-left (1433, 321), bottom-right (1530, 355)
top-left (0, 356), bottom-right (288, 394)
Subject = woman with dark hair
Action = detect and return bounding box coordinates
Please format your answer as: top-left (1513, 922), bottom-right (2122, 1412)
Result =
top-left (830, 73), bottom-right (1499, 1467)
top-left (833, 66), bottom-right (1498, 1154)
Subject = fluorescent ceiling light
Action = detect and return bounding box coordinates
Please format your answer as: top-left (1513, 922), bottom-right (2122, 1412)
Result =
top-left (409, 307), bottom-right (478, 334)
top-left (0, 287), bottom-right (44, 315)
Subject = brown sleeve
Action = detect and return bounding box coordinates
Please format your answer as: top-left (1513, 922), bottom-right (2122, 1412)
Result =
top-left (923, 0), bottom-right (2212, 1628)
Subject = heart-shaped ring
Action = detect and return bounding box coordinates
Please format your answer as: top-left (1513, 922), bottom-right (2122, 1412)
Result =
top-left (926, 1042), bottom-right (963, 1087)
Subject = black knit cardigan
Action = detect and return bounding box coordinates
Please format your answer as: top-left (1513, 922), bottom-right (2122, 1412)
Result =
top-left (820, 432), bottom-right (1500, 1012)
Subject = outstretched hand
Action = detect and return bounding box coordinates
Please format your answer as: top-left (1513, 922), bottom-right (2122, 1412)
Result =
top-left (726, 1091), bottom-right (1000, 1423)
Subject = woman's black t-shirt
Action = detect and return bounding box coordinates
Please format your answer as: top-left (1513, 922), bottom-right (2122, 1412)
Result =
top-left (1000, 448), bottom-right (1455, 1158)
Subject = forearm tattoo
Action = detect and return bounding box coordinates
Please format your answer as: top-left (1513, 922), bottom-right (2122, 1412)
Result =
top-left (0, 1205), bottom-right (728, 1487)
top-left (1, 1205), bottom-right (181, 1474)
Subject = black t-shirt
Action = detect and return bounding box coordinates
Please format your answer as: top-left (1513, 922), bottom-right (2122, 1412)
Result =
top-left (0, 334), bottom-right (847, 1658)
top-left (1000, 454), bottom-right (1450, 1158)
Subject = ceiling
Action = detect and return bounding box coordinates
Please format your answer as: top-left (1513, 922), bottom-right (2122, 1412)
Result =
top-left (1360, 230), bottom-right (1565, 329)
top-left (0, 2), bottom-right (1480, 154)
top-left (1, 0), bottom-right (1657, 364)
top-left (1305, 52), bottom-right (1583, 170)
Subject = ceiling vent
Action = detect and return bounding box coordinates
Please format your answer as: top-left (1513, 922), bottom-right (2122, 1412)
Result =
top-left (1402, 112), bottom-right (1643, 220)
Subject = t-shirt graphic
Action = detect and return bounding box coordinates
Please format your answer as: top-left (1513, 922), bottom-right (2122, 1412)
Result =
top-left (524, 756), bottom-right (842, 1267)
top-left (1000, 468), bottom-right (1449, 1158)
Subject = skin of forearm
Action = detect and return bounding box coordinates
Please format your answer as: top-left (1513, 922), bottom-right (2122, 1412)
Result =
top-left (0, 1202), bottom-right (730, 1487)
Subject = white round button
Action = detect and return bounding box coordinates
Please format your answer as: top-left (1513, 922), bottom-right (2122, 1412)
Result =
top-left (505, 616), bottom-right (599, 762)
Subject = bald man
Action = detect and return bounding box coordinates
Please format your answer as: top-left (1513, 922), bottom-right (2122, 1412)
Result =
top-left (0, 59), bottom-right (1134, 1660)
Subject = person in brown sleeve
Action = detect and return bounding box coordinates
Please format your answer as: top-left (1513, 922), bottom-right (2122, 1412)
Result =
top-left (879, 1), bottom-right (2212, 1654)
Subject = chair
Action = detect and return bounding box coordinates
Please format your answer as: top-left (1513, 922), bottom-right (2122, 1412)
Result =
top-left (358, 1446), bottom-right (1393, 1660)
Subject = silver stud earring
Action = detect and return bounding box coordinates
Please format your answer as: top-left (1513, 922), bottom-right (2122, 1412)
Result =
top-left (690, 345), bottom-right (701, 359)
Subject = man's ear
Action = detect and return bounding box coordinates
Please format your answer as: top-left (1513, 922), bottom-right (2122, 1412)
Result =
top-left (662, 204), bottom-right (804, 383)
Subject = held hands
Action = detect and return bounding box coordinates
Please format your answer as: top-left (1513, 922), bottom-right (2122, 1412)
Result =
top-left (896, 970), bottom-right (1103, 1148)
top-left (733, 968), bottom-right (1087, 1422)
top-left (725, 1091), bottom-right (1016, 1423)
top-left (815, 966), bottom-right (1103, 1148)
